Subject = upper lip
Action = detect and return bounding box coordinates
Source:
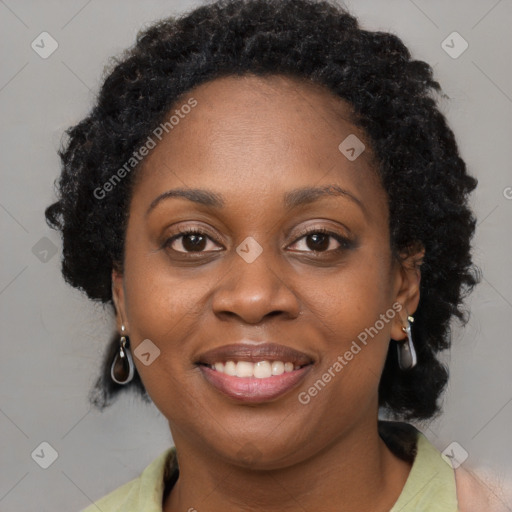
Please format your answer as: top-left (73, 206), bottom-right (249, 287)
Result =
top-left (196, 342), bottom-right (315, 366)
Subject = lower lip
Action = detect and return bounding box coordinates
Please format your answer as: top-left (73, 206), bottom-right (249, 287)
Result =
top-left (199, 365), bottom-right (313, 403)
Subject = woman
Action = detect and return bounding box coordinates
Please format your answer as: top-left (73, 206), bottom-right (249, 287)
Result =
top-left (45, 0), bottom-right (498, 510)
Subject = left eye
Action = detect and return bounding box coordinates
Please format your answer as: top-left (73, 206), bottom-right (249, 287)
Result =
top-left (288, 230), bottom-right (349, 253)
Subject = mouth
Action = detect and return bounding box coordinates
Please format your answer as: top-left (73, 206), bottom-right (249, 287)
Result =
top-left (195, 343), bottom-right (314, 403)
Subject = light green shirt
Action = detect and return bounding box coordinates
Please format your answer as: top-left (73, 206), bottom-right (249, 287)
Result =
top-left (389, 431), bottom-right (458, 511)
top-left (81, 424), bottom-right (458, 511)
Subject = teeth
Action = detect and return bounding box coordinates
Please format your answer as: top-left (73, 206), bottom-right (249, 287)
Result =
top-left (224, 361), bottom-right (236, 376)
top-left (236, 361), bottom-right (254, 378)
top-left (209, 360), bottom-right (301, 378)
top-left (271, 361), bottom-right (284, 375)
top-left (254, 361), bottom-right (272, 378)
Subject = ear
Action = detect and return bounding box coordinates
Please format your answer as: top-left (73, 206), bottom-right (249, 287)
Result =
top-left (112, 266), bottom-right (129, 334)
top-left (390, 242), bottom-right (425, 341)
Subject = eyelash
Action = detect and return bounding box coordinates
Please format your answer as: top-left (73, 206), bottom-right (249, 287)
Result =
top-left (163, 226), bottom-right (353, 255)
top-left (292, 226), bottom-right (353, 252)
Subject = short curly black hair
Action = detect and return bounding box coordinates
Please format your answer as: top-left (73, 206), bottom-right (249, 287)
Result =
top-left (45, 0), bottom-right (480, 420)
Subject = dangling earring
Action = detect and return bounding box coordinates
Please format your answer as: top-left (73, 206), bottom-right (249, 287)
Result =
top-left (111, 325), bottom-right (135, 384)
top-left (397, 315), bottom-right (417, 370)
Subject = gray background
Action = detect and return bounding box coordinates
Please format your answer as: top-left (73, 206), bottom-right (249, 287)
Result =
top-left (1, 0), bottom-right (511, 510)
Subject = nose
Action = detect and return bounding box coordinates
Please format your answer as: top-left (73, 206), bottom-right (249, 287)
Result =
top-left (211, 247), bottom-right (301, 325)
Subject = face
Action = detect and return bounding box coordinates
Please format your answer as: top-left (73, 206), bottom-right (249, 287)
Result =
top-left (112, 74), bottom-right (422, 469)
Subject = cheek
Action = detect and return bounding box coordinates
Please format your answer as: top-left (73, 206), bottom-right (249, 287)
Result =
top-left (299, 248), bottom-right (395, 401)
top-left (120, 247), bottom-right (209, 403)
top-left (126, 272), bottom-right (202, 337)
top-left (123, 235), bottom-right (207, 340)
top-left (122, 264), bottom-right (206, 420)
top-left (305, 246), bottom-right (394, 336)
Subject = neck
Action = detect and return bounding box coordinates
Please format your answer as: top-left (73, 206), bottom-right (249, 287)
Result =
top-left (163, 418), bottom-right (412, 512)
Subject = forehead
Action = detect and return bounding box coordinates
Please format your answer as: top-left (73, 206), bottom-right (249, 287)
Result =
top-left (131, 73), bottom-right (386, 219)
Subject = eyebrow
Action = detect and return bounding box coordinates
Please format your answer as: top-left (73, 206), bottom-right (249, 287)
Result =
top-left (283, 184), bottom-right (366, 215)
top-left (146, 188), bottom-right (224, 217)
top-left (145, 184), bottom-right (366, 217)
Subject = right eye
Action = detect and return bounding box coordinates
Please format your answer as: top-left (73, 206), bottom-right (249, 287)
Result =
top-left (163, 228), bottom-right (224, 254)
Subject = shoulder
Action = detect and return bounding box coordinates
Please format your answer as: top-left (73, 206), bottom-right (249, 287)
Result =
top-left (455, 465), bottom-right (512, 512)
top-left (379, 420), bottom-right (512, 512)
top-left (79, 447), bottom-right (176, 512)
top-left (80, 477), bottom-right (139, 512)
top-left (381, 421), bottom-right (459, 511)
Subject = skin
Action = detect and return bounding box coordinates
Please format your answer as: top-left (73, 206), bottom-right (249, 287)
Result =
top-left (112, 74), bottom-right (425, 512)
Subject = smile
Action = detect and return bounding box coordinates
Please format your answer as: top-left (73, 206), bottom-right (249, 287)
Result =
top-left (199, 363), bottom-right (312, 403)
top-left (207, 360), bottom-right (301, 377)
top-left (196, 342), bottom-right (315, 403)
